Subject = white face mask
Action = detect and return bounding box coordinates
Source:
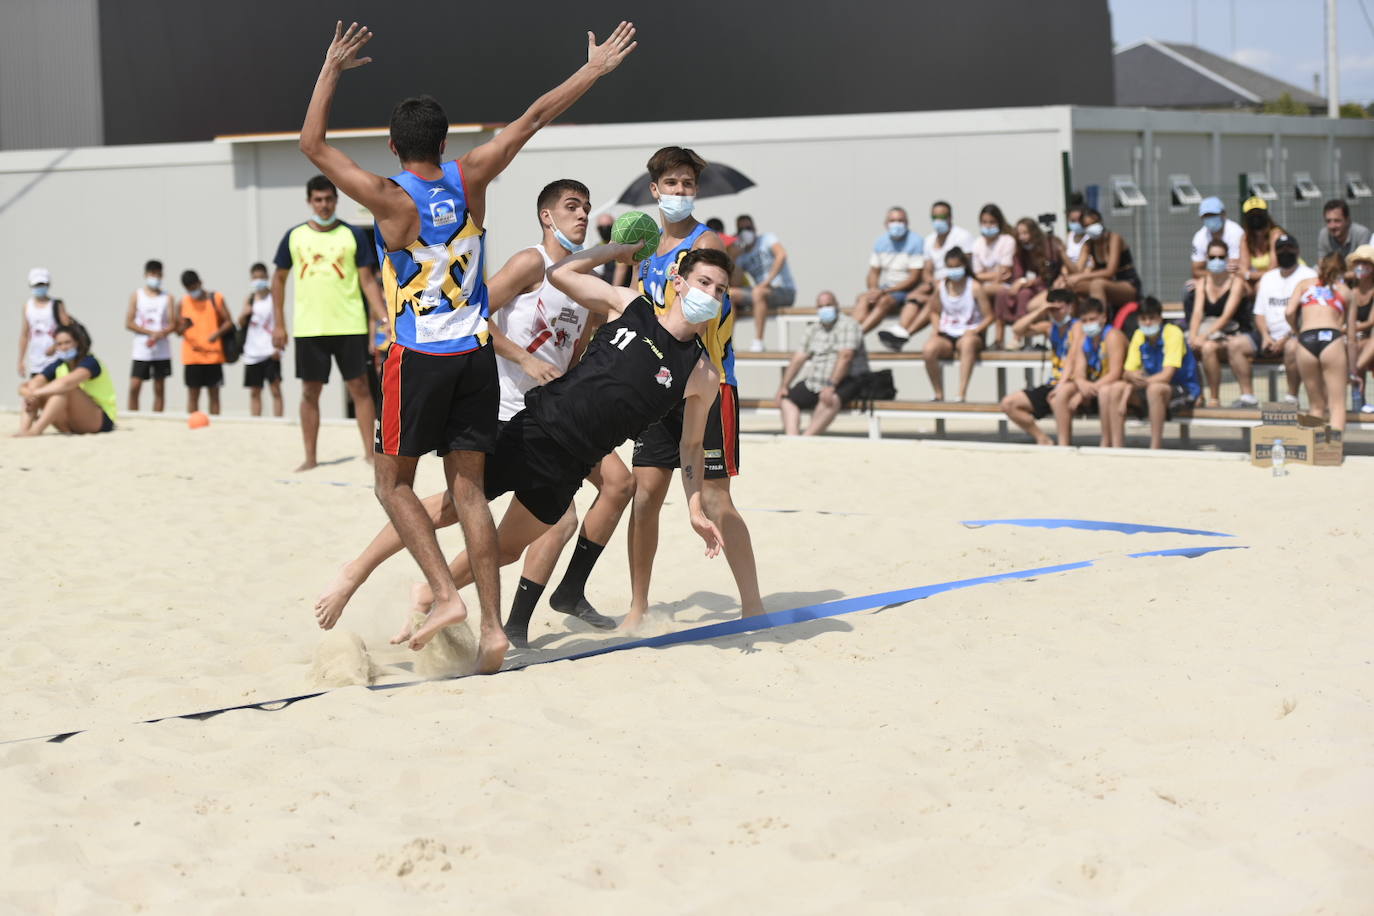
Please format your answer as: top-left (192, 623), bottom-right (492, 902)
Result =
top-left (817, 305), bottom-right (838, 324)
top-left (737, 229), bottom-right (757, 247)
top-left (657, 194), bottom-right (695, 223)
top-left (1079, 321), bottom-right (1103, 336)
top-left (680, 284), bottom-right (721, 323)
top-left (55, 347), bottom-right (78, 361)
top-left (1085, 223), bottom-right (1105, 239)
top-left (145, 275), bottom-right (162, 290)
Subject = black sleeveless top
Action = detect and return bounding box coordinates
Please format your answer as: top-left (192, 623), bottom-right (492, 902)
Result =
top-left (526, 296), bottom-right (704, 465)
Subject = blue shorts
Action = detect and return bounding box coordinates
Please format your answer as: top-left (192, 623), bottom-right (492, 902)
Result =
top-left (886, 290), bottom-right (909, 305)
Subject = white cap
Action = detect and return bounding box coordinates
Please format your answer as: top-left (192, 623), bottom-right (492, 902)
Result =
top-left (28, 267), bottom-right (50, 286)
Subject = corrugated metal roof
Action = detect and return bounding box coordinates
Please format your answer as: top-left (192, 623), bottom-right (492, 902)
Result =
top-left (1114, 39), bottom-right (1325, 110)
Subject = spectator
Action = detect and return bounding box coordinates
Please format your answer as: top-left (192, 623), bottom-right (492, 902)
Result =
top-left (1238, 196), bottom-right (1284, 292)
top-left (704, 216), bottom-right (736, 247)
top-left (878, 200), bottom-right (975, 351)
top-left (15, 322), bottom-right (116, 437)
top-left (922, 246), bottom-right (992, 402)
top-left (999, 288), bottom-right (1078, 445)
top-left (1316, 199), bottom-right (1372, 262)
top-left (1231, 234), bottom-right (1313, 407)
top-left (240, 261), bottom-right (284, 417)
top-left (270, 174), bottom-right (389, 472)
top-left (1187, 238), bottom-right (1251, 407)
top-left (775, 291), bottom-right (868, 436)
top-left (1101, 297), bottom-right (1201, 450)
top-left (972, 204), bottom-right (1016, 348)
top-left (997, 217), bottom-right (1067, 349)
top-left (729, 213), bottom-right (796, 352)
top-left (1067, 208), bottom-right (1141, 317)
top-left (17, 267), bottom-right (73, 380)
top-left (1182, 196), bottom-right (1243, 320)
top-left (1285, 254), bottom-right (1357, 430)
top-left (125, 259), bottom-right (173, 413)
top-left (1057, 296), bottom-right (1127, 447)
top-left (853, 206), bottom-right (923, 334)
top-left (1064, 203), bottom-right (1089, 271)
top-left (1347, 245), bottom-right (1374, 408)
top-left (175, 269), bottom-right (233, 416)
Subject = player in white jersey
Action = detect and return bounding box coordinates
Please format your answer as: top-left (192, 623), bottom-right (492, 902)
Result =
top-left (313, 180), bottom-right (637, 648)
top-left (125, 259), bottom-right (173, 412)
top-left (18, 267), bottom-right (73, 379)
top-left (239, 261), bottom-right (284, 416)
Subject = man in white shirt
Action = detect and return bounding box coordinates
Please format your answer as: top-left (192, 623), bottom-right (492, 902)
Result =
top-left (1226, 234), bottom-right (1313, 406)
top-left (852, 206), bottom-right (923, 334)
top-left (878, 200), bottom-right (977, 351)
top-left (1185, 196), bottom-right (1244, 321)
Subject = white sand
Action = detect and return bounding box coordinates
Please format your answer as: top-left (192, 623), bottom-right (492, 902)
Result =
top-left (2, 415), bottom-right (1372, 912)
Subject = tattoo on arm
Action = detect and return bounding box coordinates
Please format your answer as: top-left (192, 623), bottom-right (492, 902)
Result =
top-left (684, 465), bottom-right (694, 480)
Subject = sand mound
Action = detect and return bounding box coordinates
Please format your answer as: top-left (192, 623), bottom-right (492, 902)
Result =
top-left (308, 629), bottom-right (378, 687)
top-left (412, 612), bottom-right (479, 679)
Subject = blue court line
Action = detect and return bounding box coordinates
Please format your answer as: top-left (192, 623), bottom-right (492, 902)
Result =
top-left (962, 518), bottom-right (1235, 538)
top-left (4, 545), bottom-right (1246, 747)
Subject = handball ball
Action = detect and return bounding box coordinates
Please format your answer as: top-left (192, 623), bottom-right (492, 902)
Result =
top-left (611, 211), bottom-right (660, 262)
top-left (188, 411), bottom-right (210, 429)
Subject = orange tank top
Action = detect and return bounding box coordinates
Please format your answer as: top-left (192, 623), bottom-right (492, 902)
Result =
top-left (181, 292), bottom-right (227, 365)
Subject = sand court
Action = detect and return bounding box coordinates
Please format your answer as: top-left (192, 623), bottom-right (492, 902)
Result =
top-left (2, 414), bottom-right (1372, 911)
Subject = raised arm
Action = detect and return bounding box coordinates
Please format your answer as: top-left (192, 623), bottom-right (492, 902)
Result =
top-left (678, 359), bottom-right (725, 558)
top-left (547, 244), bottom-right (642, 319)
top-left (460, 23), bottom-right (637, 199)
top-left (298, 23), bottom-right (412, 225)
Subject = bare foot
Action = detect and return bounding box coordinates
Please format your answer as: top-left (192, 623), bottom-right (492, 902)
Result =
top-left (616, 609), bottom-right (647, 634)
top-left (474, 626), bottom-right (510, 674)
top-left (314, 563), bottom-right (363, 630)
top-left (294, 459), bottom-right (318, 472)
top-left (389, 582), bottom-right (433, 645)
top-left (407, 592), bottom-right (470, 651)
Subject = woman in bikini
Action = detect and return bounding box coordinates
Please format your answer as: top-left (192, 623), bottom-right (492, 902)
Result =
top-left (1285, 254), bottom-right (1359, 430)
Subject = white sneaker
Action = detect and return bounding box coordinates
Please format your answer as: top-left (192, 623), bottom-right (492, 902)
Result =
top-left (1282, 394), bottom-right (1300, 405)
top-left (748, 339), bottom-right (765, 353)
top-left (1361, 403), bottom-right (1374, 414)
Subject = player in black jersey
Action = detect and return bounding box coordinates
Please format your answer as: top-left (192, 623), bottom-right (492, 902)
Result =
top-left (340, 244), bottom-right (731, 663)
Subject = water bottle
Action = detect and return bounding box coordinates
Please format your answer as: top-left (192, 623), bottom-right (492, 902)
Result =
top-left (1271, 438), bottom-right (1286, 477)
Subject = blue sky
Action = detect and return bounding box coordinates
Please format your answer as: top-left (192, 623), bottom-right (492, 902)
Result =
top-left (1108, 0), bottom-right (1374, 103)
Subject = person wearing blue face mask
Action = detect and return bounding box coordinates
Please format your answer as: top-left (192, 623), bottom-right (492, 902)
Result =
top-left (1101, 297), bottom-right (1201, 449)
top-left (971, 204), bottom-right (1016, 348)
top-left (1187, 238), bottom-right (1250, 407)
top-left (853, 206), bottom-right (923, 336)
top-left (125, 258), bottom-right (173, 413)
top-left (239, 261), bottom-right (285, 417)
top-left (1066, 208), bottom-right (1141, 318)
top-left (1055, 296), bottom-right (1127, 447)
top-left (775, 291), bottom-right (868, 436)
top-left (922, 246), bottom-right (993, 402)
top-left (879, 200), bottom-right (977, 352)
top-left (16, 322), bottom-right (116, 436)
top-left (1186, 197), bottom-right (1242, 322)
top-left (18, 267), bottom-right (73, 380)
top-left (1064, 203), bottom-right (1090, 270)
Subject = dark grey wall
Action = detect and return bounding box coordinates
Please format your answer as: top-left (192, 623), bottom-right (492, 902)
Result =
top-left (99, 0), bottom-right (1113, 145)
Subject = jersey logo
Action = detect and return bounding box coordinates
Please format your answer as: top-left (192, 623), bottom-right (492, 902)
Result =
top-left (427, 187), bottom-right (445, 198)
top-left (655, 366), bottom-right (673, 388)
top-left (430, 199), bottom-right (458, 227)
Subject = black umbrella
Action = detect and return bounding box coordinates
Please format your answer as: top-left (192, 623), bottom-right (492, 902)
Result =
top-left (615, 163), bottom-right (755, 206)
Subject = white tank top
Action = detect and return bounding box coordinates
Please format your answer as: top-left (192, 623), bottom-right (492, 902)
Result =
top-left (1065, 231), bottom-right (1087, 266)
top-left (243, 293), bottom-right (278, 364)
top-left (131, 287), bottom-right (172, 361)
top-left (24, 298), bottom-right (58, 375)
top-left (490, 245), bottom-right (589, 421)
top-left (938, 279), bottom-right (981, 335)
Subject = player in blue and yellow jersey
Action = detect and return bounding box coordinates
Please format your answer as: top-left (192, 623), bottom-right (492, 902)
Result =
top-left (297, 19), bottom-right (637, 673)
top-left (1000, 288), bottom-right (1078, 446)
top-left (1102, 297), bottom-right (1203, 450)
top-left (614, 146), bottom-right (763, 632)
top-left (1056, 296), bottom-right (1126, 448)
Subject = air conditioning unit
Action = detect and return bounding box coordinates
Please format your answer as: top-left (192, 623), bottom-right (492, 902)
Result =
top-left (1246, 172), bottom-right (1278, 200)
top-left (1169, 174), bottom-right (1202, 210)
top-left (1346, 173), bottom-right (1372, 199)
top-left (1292, 172), bottom-right (1322, 202)
top-left (1111, 175), bottom-right (1148, 209)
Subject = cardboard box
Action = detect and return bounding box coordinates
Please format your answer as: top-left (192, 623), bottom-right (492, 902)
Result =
top-left (1251, 423), bottom-right (1344, 467)
top-left (1259, 402), bottom-right (1326, 427)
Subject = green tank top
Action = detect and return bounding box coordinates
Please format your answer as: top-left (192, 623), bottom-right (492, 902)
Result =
top-left (58, 357), bottom-right (117, 422)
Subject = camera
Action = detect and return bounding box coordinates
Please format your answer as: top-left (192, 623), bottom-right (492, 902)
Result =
top-left (1037, 212), bottom-right (1057, 228)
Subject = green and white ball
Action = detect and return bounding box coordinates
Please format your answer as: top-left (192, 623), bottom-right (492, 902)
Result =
top-left (611, 210), bottom-right (660, 261)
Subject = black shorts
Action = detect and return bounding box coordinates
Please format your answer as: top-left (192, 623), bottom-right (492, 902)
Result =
top-left (785, 376), bottom-right (864, 411)
top-left (98, 410), bottom-right (115, 433)
top-left (296, 334), bottom-right (367, 383)
top-left (184, 363), bottom-right (223, 388)
top-left (632, 383), bottom-right (739, 479)
top-left (244, 358), bottom-right (282, 388)
top-left (484, 411), bottom-right (589, 525)
top-left (1023, 383), bottom-right (1055, 419)
top-left (376, 343), bottom-right (498, 458)
top-left (131, 359), bottom-right (171, 381)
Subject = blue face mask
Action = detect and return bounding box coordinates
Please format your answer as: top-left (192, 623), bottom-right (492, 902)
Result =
top-left (552, 225), bottom-right (583, 253)
top-left (657, 194), bottom-right (695, 223)
top-left (55, 347), bottom-right (78, 361)
top-left (817, 305), bottom-right (838, 324)
top-left (887, 221), bottom-right (907, 240)
top-left (932, 218), bottom-right (950, 235)
top-left (251, 278), bottom-right (270, 292)
top-left (980, 224), bottom-right (999, 237)
top-left (945, 266), bottom-right (966, 282)
top-left (1140, 322), bottom-right (1162, 337)
top-left (1206, 256), bottom-right (1227, 273)
top-left (31, 285), bottom-right (49, 299)
top-left (1202, 215), bottom-right (1224, 234)
top-left (680, 285), bottom-right (721, 323)
top-left (1068, 220), bottom-right (1084, 234)
top-left (314, 214), bottom-right (338, 227)
top-left (1079, 321), bottom-right (1102, 337)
